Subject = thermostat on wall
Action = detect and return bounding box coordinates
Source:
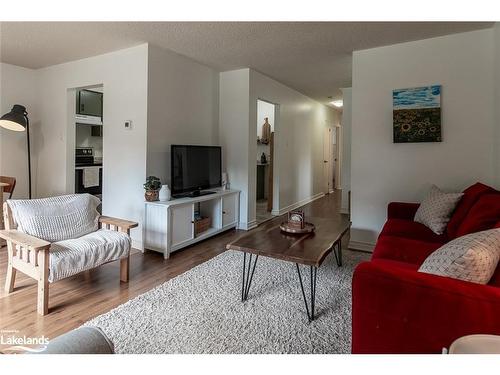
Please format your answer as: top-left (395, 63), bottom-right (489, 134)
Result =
top-left (124, 120), bottom-right (132, 130)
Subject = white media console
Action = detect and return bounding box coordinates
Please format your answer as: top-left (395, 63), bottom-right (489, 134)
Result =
top-left (143, 189), bottom-right (240, 259)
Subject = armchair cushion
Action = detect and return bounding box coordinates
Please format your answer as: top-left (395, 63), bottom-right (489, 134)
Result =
top-left (455, 194), bottom-right (500, 238)
top-left (372, 235), bottom-right (443, 265)
top-left (379, 218), bottom-right (447, 243)
top-left (8, 194), bottom-right (100, 242)
top-left (48, 229), bottom-right (130, 282)
top-left (446, 183), bottom-right (497, 239)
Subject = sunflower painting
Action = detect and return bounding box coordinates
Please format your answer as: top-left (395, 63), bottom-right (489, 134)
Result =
top-left (393, 85), bottom-right (441, 143)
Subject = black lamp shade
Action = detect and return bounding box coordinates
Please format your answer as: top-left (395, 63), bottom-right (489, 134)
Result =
top-left (0, 104), bottom-right (28, 132)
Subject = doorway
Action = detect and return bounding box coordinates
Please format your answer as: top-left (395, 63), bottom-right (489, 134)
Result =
top-left (71, 85), bottom-right (104, 212)
top-left (323, 127), bottom-right (333, 193)
top-left (324, 126), bottom-right (341, 193)
top-left (256, 99), bottom-right (277, 225)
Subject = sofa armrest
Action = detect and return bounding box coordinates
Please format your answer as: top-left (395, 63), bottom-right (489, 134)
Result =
top-left (0, 230), bottom-right (51, 251)
top-left (387, 202), bottom-right (420, 220)
top-left (99, 216), bottom-right (138, 233)
top-left (352, 260), bottom-right (500, 354)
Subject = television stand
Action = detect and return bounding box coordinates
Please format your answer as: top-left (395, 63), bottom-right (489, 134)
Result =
top-left (173, 190), bottom-right (216, 199)
top-left (144, 189), bottom-right (240, 259)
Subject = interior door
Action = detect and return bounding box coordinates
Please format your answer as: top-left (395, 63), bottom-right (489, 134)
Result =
top-left (323, 127), bottom-right (333, 193)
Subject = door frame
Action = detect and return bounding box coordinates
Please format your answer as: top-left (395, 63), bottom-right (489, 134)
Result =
top-left (255, 98), bottom-right (280, 218)
top-left (323, 127), bottom-right (334, 193)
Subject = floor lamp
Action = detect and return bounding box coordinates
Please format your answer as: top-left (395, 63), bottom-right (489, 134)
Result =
top-left (0, 104), bottom-right (32, 199)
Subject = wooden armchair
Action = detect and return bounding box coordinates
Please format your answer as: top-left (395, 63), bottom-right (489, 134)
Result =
top-left (0, 197), bottom-right (138, 316)
top-left (0, 176), bottom-right (16, 199)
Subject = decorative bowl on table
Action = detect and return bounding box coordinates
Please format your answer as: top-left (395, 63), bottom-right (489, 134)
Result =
top-left (280, 210), bottom-right (315, 234)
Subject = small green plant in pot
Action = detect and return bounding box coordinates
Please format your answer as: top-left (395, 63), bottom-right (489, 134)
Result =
top-left (144, 176), bottom-right (161, 201)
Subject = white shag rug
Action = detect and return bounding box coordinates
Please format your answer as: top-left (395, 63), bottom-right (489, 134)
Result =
top-left (84, 249), bottom-right (369, 354)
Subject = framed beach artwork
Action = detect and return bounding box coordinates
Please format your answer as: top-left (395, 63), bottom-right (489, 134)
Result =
top-left (393, 85), bottom-right (442, 143)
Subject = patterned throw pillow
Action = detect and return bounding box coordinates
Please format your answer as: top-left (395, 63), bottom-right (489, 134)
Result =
top-left (419, 228), bottom-right (500, 284)
top-left (414, 185), bottom-right (463, 235)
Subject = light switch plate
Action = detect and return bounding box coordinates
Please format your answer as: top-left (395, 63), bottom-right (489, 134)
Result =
top-left (124, 120), bottom-right (132, 130)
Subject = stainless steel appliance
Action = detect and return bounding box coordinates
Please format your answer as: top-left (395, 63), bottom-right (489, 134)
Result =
top-left (75, 147), bottom-right (102, 196)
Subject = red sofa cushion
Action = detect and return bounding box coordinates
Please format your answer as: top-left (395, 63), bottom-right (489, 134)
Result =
top-left (372, 235), bottom-right (443, 266)
top-left (447, 182), bottom-right (497, 239)
top-left (379, 218), bottom-right (447, 243)
top-left (455, 194), bottom-right (500, 237)
top-left (352, 260), bottom-right (500, 354)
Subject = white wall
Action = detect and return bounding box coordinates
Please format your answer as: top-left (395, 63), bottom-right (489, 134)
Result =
top-left (35, 44), bottom-right (149, 247)
top-left (494, 23), bottom-right (500, 187)
top-left (249, 70), bottom-right (338, 222)
top-left (146, 45), bottom-right (219, 185)
top-left (219, 69), bottom-right (251, 227)
top-left (219, 68), bottom-right (338, 228)
top-left (340, 87), bottom-right (352, 214)
top-left (350, 29), bottom-right (497, 250)
top-left (0, 63), bottom-right (39, 199)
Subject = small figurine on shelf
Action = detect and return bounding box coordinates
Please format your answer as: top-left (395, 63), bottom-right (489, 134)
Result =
top-left (260, 152), bottom-right (267, 164)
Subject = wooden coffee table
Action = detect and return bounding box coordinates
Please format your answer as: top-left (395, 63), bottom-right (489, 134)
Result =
top-left (226, 216), bottom-right (351, 322)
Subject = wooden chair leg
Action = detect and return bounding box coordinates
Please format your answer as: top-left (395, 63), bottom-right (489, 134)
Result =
top-left (5, 263), bottom-right (16, 293)
top-left (120, 255), bottom-right (129, 283)
top-left (37, 249), bottom-right (50, 316)
top-left (37, 278), bottom-right (49, 316)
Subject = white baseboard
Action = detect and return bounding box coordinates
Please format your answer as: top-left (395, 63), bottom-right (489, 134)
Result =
top-left (348, 240), bottom-right (375, 252)
top-left (238, 219), bottom-right (258, 231)
top-left (271, 192), bottom-right (325, 216)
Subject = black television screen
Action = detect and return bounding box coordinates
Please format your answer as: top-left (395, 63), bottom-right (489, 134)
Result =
top-left (171, 145), bottom-right (222, 196)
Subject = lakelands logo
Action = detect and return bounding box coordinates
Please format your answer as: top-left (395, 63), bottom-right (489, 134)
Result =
top-left (1, 329), bottom-right (49, 353)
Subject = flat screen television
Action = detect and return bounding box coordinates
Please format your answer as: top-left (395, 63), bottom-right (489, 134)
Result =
top-left (171, 145), bottom-right (222, 197)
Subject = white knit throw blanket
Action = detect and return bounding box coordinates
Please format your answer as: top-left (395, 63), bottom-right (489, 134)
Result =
top-left (8, 194), bottom-right (100, 242)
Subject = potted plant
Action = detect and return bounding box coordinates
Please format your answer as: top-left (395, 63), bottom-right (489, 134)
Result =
top-left (144, 176), bottom-right (161, 201)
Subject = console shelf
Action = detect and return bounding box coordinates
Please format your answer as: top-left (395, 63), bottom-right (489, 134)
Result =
top-left (144, 189), bottom-right (240, 259)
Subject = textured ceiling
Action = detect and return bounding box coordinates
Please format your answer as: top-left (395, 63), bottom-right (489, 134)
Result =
top-left (0, 22), bottom-right (493, 103)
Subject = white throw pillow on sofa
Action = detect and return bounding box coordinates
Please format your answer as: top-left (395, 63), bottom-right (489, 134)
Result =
top-left (419, 228), bottom-right (500, 284)
top-left (414, 185), bottom-right (463, 235)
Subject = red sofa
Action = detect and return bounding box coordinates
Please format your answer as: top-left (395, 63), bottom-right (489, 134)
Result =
top-left (352, 182), bottom-right (500, 354)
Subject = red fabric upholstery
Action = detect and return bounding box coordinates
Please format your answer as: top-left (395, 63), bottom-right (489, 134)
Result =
top-left (352, 261), bottom-right (500, 354)
top-left (379, 219), bottom-right (447, 244)
top-left (447, 183), bottom-right (498, 239)
top-left (352, 182), bottom-right (500, 353)
top-left (387, 202), bottom-right (420, 220)
top-left (455, 194), bottom-right (500, 237)
top-left (372, 235), bottom-right (442, 265)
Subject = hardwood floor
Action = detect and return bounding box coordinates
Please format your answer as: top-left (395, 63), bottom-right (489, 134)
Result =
top-left (0, 191), bottom-right (348, 346)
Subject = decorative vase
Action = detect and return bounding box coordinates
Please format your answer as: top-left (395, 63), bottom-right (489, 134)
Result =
top-left (145, 189), bottom-right (159, 202)
top-left (222, 172), bottom-right (228, 190)
top-left (261, 117), bottom-right (271, 144)
top-left (159, 184), bottom-right (171, 201)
